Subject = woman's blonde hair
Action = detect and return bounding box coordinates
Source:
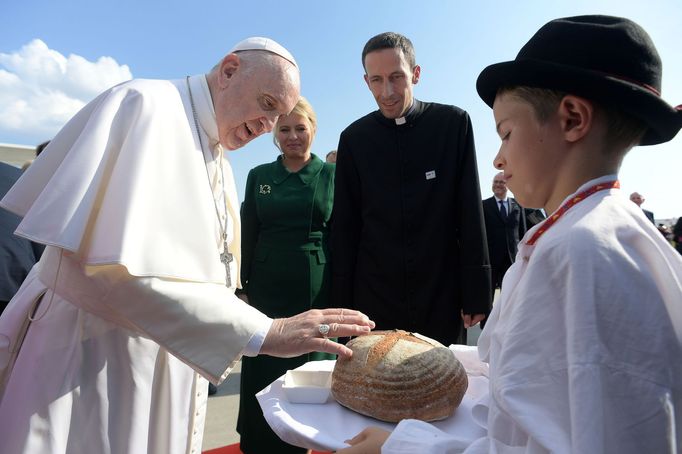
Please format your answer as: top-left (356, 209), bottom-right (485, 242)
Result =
top-left (273, 96), bottom-right (317, 150)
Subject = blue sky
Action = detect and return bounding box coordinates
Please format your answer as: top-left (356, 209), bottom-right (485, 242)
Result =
top-left (2, 0), bottom-right (681, 218)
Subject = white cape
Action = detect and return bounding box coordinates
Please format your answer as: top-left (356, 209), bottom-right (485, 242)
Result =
top-left (1, 77), bottom-right (240, 283)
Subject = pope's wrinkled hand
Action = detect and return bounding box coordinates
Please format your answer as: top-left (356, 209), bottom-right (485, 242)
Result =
top-left (259, 308), bottom-right (375, 358)
top-left (337, 427), bottom-right (391, 453)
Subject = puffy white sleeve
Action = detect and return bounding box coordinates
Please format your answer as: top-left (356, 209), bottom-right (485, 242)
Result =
top-left (83, 261), bottom-right (271, 384)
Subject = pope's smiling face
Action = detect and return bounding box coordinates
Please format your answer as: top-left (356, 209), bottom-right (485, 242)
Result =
top-left (212, 52), bottom-right (300, 150)
top-left (363, 47), bottom-right (420, 119)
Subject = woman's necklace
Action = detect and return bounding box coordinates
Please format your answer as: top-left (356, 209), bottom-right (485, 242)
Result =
top-left (186, 76), bottom-right (233, 287)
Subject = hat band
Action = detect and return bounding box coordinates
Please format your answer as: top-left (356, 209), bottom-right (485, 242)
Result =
top-left (605, 73), bottom-right (682, 113)
top-left (606, 72), bottom-right (660, 97)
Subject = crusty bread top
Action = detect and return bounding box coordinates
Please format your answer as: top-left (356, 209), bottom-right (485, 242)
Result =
top-left (331, 330), bottom-right (468, 422)
top-left (364, 330), bottom-right (440, 367)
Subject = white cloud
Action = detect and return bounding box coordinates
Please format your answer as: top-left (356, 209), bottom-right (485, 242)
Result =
top-left (0, 39), bottom-right (132, 143)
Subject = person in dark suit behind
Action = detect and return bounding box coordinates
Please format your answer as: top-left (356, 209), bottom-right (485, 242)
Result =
top-left (0, 162), bottom-right (44, 314)
top-left (629, 191), bottom-right (655, 224)
top-left (673, 217), bottom-right (682, 255)
top-left (325, 149), bottom-right (337, 163)
top-left (483, 172), bottom-right (526, 294)
top-left (21, 140), bottom-right (50, 171)
top-left (524, 206), bottom-right (546, 230)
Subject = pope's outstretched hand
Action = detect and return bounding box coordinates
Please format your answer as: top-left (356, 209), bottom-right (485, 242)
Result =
top-left (260, 308), bottom-right (375, 359)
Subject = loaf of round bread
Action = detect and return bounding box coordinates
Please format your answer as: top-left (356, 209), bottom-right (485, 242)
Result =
top-left (331, 330), bottom-right (468, 422)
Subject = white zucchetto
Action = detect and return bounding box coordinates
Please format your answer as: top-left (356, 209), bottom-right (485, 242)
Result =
top-left (229, 36), bottom-right (298, 67)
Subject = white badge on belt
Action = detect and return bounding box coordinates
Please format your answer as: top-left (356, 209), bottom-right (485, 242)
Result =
top-left (425, 170), bottom-right (436, 180)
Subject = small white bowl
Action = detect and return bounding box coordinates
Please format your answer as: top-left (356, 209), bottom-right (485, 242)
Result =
top-left (282, 369), bottom-right (332, 404)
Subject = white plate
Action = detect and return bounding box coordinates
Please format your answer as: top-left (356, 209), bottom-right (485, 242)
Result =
top-left (256, 345), bottom-right (489, 451)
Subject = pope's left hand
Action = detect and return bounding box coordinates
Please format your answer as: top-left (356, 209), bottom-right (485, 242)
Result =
top-left (259, 308), bottom-right (375, 359)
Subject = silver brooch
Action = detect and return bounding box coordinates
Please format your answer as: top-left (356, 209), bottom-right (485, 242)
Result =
top-left (259, 184), bottom-right (271, 195)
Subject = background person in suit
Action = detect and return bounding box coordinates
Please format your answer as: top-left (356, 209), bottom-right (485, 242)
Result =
top-left (673, 217), bottom-right (682, 255)
top-left (21, 140), bottom-right (50, 171)
top-left (0, 162), bottom-right (44, 315)
top-left (629, 191), bottom-right (655, 224)
top-left (483, 172), bottom-right (526, 294)
top-left (524, 206), bottom-right (547, 230)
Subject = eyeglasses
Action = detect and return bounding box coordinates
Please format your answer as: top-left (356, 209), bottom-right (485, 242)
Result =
top-left (493, 180), bottom-right (507, 184)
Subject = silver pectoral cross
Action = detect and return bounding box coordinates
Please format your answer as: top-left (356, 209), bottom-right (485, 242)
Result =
top-left (220, 239), bottom-right (234, 287)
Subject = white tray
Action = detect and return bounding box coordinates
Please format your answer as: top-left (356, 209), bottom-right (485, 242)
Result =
top-left (256, 345), bottom-right (489, 451)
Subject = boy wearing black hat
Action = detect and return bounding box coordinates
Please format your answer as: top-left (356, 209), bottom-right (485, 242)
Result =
top-left (339, 15), bottom-right (682, 454)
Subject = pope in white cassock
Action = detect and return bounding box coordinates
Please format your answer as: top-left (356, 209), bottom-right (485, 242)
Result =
top-left (0, 37), bottom-right (374, 454)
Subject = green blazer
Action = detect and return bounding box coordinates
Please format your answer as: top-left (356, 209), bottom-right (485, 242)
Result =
top-left (237, 154), bottom-right (335, 453)
top-left (240, 153), bottom-right (335, 314)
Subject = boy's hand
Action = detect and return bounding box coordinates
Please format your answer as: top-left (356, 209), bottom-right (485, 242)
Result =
top-left (338, 427), bottom-right (391, 453)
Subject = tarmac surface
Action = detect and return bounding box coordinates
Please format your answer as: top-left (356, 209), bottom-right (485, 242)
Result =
top-left (201, 324), bottom-right (484, 451)
top-left (203, 361), bottom-right (242, 451)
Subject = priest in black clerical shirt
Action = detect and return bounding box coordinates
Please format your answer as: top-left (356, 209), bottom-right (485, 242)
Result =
top-left (331, 32), bottom-right (491, 346)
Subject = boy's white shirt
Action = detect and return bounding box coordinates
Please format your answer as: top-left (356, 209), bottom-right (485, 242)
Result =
top-left (383, 175), bottom-right (682, 454)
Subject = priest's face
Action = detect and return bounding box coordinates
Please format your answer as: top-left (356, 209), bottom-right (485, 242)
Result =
top-left (363, 48), bottom-right (420, 119)
top-left (213, 53), bottom-right (300, 150)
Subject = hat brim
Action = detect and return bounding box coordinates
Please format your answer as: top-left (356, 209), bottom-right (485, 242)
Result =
top-left (476, 59), bottom-right (681, 145)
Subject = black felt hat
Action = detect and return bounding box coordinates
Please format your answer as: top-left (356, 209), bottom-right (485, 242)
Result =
top-left (476, 15), bottom-right (682, 145)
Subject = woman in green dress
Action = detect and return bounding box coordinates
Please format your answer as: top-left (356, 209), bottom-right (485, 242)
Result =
top-left (236, 97), bottom-right (335, 454)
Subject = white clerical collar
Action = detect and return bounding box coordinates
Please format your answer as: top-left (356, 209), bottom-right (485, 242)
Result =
top-left (188, 74), bottom-right (220, 150)
top-left (394, 100), bottom-right (416, 125)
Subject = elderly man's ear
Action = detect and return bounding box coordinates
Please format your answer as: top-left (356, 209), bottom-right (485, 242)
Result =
top-left (218, 53), bottom-right (241, 85)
